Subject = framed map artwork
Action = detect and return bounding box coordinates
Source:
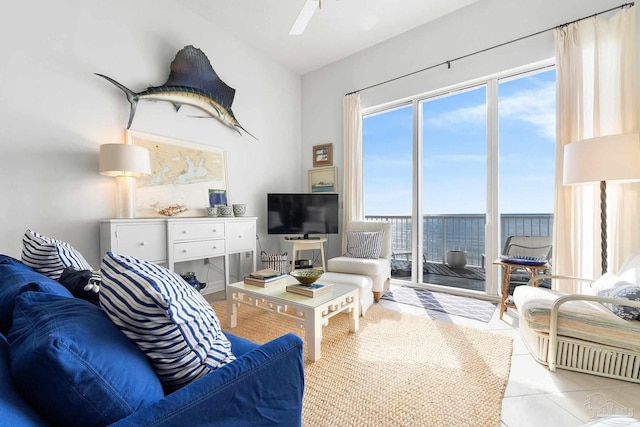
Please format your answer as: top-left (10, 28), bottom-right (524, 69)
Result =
top-left (126, 130), bottom-right (228, 217)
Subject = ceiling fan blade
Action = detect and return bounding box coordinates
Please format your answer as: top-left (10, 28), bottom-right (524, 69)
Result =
top-left (289, 0), bottom-right (319, 35)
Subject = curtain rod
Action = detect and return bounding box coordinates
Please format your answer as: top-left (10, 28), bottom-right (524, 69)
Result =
top-left (345, 2), bottom-right (634, 96)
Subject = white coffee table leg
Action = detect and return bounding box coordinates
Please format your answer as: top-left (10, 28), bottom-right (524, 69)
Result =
top-left (306, 316), bottom-right (323, 361)
top-left (349, 305), bottom-right (359, 333)
top-left (227, 299), bottom-right (238, 328)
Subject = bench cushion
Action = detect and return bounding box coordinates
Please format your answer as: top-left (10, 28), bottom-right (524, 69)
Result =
top-left (514, 285), bottom-right (640, 352)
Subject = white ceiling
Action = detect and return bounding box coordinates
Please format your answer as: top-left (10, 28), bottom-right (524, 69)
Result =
top-left (175, 0), bottom-right (482, 75)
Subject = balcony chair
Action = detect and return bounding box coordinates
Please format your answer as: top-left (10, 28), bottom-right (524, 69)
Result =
top-left (502, 235), bottom-right (552, 294)
top-left (327, 221), bottom-right (392, 302)
top-left (513, 253), bottom-right (640, 383)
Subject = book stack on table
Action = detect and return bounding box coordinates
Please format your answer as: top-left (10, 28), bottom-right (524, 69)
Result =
top-left (286, 283), bottom-right (333, 297)
top-left (243, 268), bottom-right (287, 287)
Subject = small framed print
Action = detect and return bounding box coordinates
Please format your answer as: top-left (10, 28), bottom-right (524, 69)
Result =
top-left (308, 167), bottom-right (337, 193)
top-left (313, 143), bottom-right (333, 167)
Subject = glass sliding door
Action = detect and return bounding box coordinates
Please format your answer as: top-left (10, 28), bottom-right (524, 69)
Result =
top-left (421, 86), bottom-right (488, 291)
top-left (361, 63), bottom-right (556, 297)
top-left (363, 104), bottom-right (414, 279)
top-left (498, 69), bottom-right (556, 293)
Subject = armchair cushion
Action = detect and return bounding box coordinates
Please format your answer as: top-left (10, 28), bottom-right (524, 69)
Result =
top-left (345, 230), bottom-right (384, 259)
top-left (327, 256), bottom-right (390, 277)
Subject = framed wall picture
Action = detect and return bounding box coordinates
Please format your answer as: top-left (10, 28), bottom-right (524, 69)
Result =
top-left (308, 167), bottom-right (337, 193)
top-left (312, 143), bottom-right (333, 167)
top-left (126, 130), bottom-right (228, 217)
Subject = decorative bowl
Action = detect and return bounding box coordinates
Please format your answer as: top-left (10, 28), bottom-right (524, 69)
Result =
top-left (289, 268), bottom-right (324, 285)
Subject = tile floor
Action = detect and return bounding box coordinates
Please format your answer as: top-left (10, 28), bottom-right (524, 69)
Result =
top-left (377, 290), bottom-right (640, 427)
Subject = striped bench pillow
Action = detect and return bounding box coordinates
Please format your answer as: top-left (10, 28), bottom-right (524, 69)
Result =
top-left (22, 230), bottom-right (93, 280)
top-left (99, 252), bottom-right (235, 391)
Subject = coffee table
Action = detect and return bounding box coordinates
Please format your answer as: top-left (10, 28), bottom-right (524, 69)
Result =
top-left (226, 275), bottom-right (359, 361)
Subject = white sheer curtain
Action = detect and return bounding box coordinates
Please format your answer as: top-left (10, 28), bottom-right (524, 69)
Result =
top-left (553, 7), bottom-right (637, 292)
top-left (342, 93), bottom-right (363, 251)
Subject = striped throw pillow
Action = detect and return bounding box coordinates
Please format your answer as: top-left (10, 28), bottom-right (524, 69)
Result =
top-left (99, 252), bottom-right (235, 391)
top-left (345, 231), bottom-right (385, 259)
top-left (22, 230), bottom-right (93, 280)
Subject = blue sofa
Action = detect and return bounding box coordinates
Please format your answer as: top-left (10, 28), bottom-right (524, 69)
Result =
top-left (0, 255), bottom-right (304, 426)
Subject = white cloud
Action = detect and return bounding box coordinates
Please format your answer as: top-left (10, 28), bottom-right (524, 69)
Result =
top-left (424, 80), bottom-right (556, 140)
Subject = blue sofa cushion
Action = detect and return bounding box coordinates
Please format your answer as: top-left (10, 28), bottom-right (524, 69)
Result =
top-left (224, 332), bottom-right (260, 356)
top-left (22, 229), bottom-right (93, 280)
top-left (8, 292), bottom-right (164, 427)
top-left (100, 252), bottom-right (235, 392)
top-left (110, 333), bottom-right (305, 427)
top-left (0, 255), bottom-right (72, 334)
top-left (0, 334), bottom-right (48, 427)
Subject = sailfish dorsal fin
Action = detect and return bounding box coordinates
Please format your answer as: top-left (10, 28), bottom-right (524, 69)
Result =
top-left (161, 45), bottom-right (236, 109)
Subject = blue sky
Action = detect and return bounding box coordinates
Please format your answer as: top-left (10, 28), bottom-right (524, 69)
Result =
top-left (363, 69), bottom-right (556, 216)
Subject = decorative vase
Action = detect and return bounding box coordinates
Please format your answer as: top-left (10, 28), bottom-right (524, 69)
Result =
top-left (218, 205), bottom-right (233, 217)
top-left (206, 206), bottom-right (218, 217)
top-left (233, 204), bottom-right (247, 217)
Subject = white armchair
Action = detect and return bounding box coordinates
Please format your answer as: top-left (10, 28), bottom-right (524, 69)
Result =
top-left (327, 221), bottom-right (392, 302)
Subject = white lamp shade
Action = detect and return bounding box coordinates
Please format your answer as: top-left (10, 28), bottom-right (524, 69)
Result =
top-left (99, 143), bottom-right (151, 177)
top-left (563, 133), bottom-right (640, 185)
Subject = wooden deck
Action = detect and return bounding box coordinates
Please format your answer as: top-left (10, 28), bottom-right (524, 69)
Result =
top-left (392, 261), bottom-right (486, 291)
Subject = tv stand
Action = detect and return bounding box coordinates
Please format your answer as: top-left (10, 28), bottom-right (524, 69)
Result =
top-left (284, 237), bottom-right (327, 271)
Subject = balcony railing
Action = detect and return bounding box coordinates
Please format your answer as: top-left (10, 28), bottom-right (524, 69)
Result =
top-left (366, 214), bottom-right (553, 268)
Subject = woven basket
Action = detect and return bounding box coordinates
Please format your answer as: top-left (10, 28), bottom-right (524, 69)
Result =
top-left (261, 251), bottom-right (288, 273)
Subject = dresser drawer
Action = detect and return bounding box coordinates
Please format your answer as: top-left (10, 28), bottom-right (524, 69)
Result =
top-left (173, 240), bottom-right (225, 261)
top-left (115, 224), bottom-right (167, 262)
top-left (226, 221), bottom-right (256, 253)
top-left (171, 222), bottom-right (225, 242)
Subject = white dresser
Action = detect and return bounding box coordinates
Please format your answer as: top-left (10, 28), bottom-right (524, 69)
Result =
top-left (100, 217), bottom-right (257, 291)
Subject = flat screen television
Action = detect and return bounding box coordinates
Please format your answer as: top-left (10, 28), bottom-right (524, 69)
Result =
top-left (267, 193), bottom-right (339, 238)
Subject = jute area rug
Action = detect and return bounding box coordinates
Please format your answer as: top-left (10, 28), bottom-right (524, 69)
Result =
top-left (211, 301), bottom-right (512, 427)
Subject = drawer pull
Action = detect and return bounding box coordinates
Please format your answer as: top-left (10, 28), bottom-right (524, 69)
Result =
top-left (212, 246), bottom-right (217, 250)
top-left (238, 235), bottom-right (242, 238)
top-left (182, 230), bottom-right (188, 234)
top-left (140, 242), bottom-right (147, 246)
top-left (181, 249), bottom-right (188, 253)
top-left (212, 229), bottom-right (217, 233)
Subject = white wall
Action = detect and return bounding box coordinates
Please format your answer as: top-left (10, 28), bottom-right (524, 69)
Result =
top-left (0, 0), bottom-right (302, 266)
top-left (301, 0), bottom-right (631, 258)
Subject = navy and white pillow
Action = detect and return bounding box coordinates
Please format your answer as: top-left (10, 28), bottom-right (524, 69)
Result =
top-left (345, 230), bottom-right (385, 259)
top-left (594, 279), bottom-right (640, 321)
top-left (22, 230), bottom-right (93, 280)
top-left (99, 252), bottom-right (235, 392)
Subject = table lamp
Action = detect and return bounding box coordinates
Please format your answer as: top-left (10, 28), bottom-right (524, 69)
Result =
top-left (563, 133), bottom-right (640, 274)
top-left (99, 143), bottom-right (151, 218)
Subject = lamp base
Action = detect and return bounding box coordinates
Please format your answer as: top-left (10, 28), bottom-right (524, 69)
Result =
top-left (115, 175), bottom-right (137, 218)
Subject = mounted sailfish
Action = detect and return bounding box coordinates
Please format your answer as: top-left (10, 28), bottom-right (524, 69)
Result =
top-left (96, 45), bottom-right (257, 139)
